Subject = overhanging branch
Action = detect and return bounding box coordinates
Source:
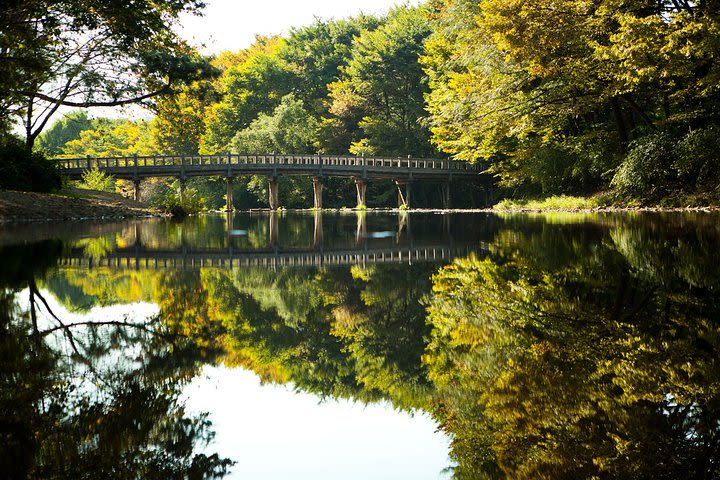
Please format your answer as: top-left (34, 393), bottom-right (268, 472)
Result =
top-left (19, 84), bottom-right (172, 107)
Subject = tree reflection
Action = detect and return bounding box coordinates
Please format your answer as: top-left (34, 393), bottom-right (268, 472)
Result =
top-left (426, 215), bottom-right (720, 479)
top-left (16, 213), bottom-right (720, 478)
top-left (0, 246), bottom-right (232, 480)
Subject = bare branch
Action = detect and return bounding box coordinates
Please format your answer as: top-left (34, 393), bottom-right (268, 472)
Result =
top-left (20, 85), bottom-right (172, 108)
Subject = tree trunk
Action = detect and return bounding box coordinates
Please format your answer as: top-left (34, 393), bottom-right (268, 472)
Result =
top-left (610, 97), bottom-right (629, 147)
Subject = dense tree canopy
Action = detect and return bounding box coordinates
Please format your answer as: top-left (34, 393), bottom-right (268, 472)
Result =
top-left (423, 0), bottom-right (720, 197)
top-left (325, 6), bottom-right (434, 157)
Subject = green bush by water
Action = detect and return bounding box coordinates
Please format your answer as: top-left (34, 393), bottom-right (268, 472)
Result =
top-left (612, 128), bottom-right (720, 197)
top-left (150, 188), bottom-right (205, 217)
top-left (494, 195), bottom-right (601, 211)
top-left (78, 167), bottom-right (116, 192)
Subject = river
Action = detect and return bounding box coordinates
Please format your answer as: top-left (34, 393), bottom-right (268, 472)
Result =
top-left (1, 211), bottom-right (719, 479)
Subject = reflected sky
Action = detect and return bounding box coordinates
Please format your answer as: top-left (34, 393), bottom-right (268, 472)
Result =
top-left (185, 366), bottom-right (452, 480)
top-left (23, 291), bottom-right (452, 479)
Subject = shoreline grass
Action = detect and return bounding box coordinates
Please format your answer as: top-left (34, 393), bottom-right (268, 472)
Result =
top-left (493, 195), bottom-right (605, 211)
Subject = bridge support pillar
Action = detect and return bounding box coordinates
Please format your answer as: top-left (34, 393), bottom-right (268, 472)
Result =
top-left (268, 177), bottom-right (279, 210)
top-left (355, 211), bottom-right (367, 245)
top-left (395, 180), bottom-right (411, 208)
top-left (225, 177), bottom-right (234, 212)
top-left (313, 211), bottom-right (323, 247)
top-left (178, 179), bottom-right (186, 201)
top-left (312, 177), bottom-right (323, 210)
top-left (398, 210), bottom-right (412, 244)
top-left (133, 179), bottom-right (141, 202)
top-left (354, 178), bottom-right (367, 208)
top-left (441, 182), bottom-right (451, 209)
top-left (269, 212), bottom-right (279, 247)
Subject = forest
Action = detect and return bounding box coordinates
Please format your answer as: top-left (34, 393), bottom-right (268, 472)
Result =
top-left (2, 0), bottom-right (719, 207)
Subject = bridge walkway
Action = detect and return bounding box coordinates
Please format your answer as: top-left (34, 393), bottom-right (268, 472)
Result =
top-left (56, 153), bottom-right (481, 209)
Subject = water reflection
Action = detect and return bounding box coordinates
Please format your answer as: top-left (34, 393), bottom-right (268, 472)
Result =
top-left (427, 213), bottom-right (720, 479)
top-left (0, 242), bottom-right (232, 479)
top-left (1, 212), bottom-right (719, 478)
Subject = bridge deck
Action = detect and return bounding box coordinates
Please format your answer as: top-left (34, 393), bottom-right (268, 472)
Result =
top-left (56, 153), bottom-right (480, 181)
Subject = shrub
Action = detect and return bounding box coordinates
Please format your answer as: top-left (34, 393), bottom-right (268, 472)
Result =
top-left (78, 167), bottom-right (116, 192)
top-left (522, 144), bottom-right (576, 195)
top-left (149, 186), bottom-right (204, 217)
top-left (0, 138), bottom-right (61, 192)
top-left (611, 133), bottom-right (675, 196)
top-left (494, 195), bottom-right (599, 211)
top-left (674, 126), bottom-right (720, 189)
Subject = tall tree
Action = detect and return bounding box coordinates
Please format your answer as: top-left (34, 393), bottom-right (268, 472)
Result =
top-left (36, 110), bottom-right (93, 155)
top-left (200, 37), bottom-right (296, 154)
top-left (0, 0), bottom-right (216, 148)
top-left (326, 6), bottom-right (434, 157)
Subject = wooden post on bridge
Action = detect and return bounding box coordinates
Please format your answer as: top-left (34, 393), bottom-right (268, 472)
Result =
top-left (441, 182), bottom-right (451, 209)
top-left (178, 178), bottom-right (186, 201)
top-left (312, 176), bottom-right (323, 210)
top-left (268, 177), bottom-right (279, 210)
top-left (354, 177), bottom-right (367, 208)
top-left (133, 179), bottom-right (141, 202)
top-left (225, 177), bottom-right (234, 212)
top-left (394, 180), bottom-right (411, 208)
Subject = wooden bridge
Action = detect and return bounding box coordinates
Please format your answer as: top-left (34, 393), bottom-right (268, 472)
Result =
top-left (55, 153), bottom-right (481, 209)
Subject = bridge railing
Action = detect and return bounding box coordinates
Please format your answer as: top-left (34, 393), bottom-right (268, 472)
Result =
top-left (58, 245), bottom-right (476, 269)
top-left (56, 154), bottom-right (479, 171)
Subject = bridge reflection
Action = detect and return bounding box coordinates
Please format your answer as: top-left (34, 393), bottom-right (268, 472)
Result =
top-left (59, 212), bottom-right (479, 270)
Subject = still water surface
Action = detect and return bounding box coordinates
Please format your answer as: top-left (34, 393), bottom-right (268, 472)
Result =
top-left (1, 211), bottom-right (719, 479)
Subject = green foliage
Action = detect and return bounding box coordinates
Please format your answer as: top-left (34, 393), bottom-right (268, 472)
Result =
top-left (153, 81), bottom-right (218, 156)
top-left (494, 195), bottom-right (600, 211)
top-left (78, 167), bottom-right (116, 193)
top-left (611, 128), bottom-right (720, 197)
top-left (201, 37), bottom-right (296, 153)
top-left (611, 133), bottom-right (676, 196)
top-left (149, 184), bottom-right (205, 217)
top-left (2, 0), bottom-right (216, 147)
top-left (327, 6), bottom-right (434, 157)
top-left (280, 15), bottom-right (382, 118)
top-left (227, 94), bottom-right (317, 154)
top-left (0, 138), bottom-right (61, 192)
top-left (225, 94), bottom-right (321, 208)
top-left (36, 110), bottom-right (94, 155)
top-left (60, 119), bottom-right (157, 158)
top-left (423, 0), bottom-right (720, 200)
top-left (674, 126), bottom-right (720, 189)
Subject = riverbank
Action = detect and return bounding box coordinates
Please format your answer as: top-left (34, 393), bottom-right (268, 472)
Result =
top-left (0, 188), bottom-right (160, 223)
top-left (492, 192), bottom-right (720, 213)
top-left (2, 189), bottom-right (718, 223)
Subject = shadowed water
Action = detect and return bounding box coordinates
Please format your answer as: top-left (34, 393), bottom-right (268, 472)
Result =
top-left (1, 211), bottom-right (719, 479)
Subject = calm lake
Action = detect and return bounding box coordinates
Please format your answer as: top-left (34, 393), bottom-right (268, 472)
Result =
top-left (1, 211), bottom-right (719, 479)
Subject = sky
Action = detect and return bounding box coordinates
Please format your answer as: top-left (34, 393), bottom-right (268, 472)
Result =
top-left (179, 0), bottom-right (420, 54)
